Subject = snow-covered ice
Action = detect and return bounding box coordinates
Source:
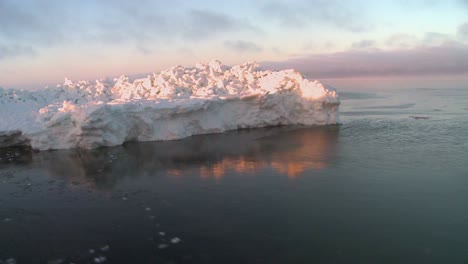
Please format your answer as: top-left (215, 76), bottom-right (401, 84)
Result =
top-left (0, 61), bottom-right (340, 150)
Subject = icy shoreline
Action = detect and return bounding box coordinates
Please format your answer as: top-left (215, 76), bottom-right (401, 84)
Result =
top-left (0, 61), bottom-right (340, 150)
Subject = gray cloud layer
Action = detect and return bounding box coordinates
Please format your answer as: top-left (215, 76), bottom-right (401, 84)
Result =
top-left (458, 23), bottom-right (468, 39)
top-left (263, 42), bottom-right (468, 78)
top-left (351, 40), bottom-right (376, 49)
top-left (93, 8), bottom-right (255, 44)
top-left (0, 44), bottom-right (36, 60)
top-left (0, 1), bottom-right (68, 45)
top-left (0, 0), bottom-right (258, 59)
top-left (260, 0), bottom-right (370, 32)
top-left (224, 40), bottom-right (263, 53)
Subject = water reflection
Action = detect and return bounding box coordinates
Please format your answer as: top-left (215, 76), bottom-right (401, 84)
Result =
top-left (3, 126), bottom-right (339, 189)
top-left (0, 147), bottom-right (33, 165)
top-left (189, 127), bottom-right (338, 179)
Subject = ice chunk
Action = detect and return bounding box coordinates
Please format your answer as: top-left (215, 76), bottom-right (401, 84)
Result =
top-left (3, 258), bottom-right (16, 264)
top-left (171, 237), bottom-right (181, 244)
top-left (93, 256), bottom-right (106, 263)
top-left (157, 244), bottom-right (169, 249)
top-left (0, 61), bottom-right (340, 150)
top-left (100, 245), bottom-right (110, 251)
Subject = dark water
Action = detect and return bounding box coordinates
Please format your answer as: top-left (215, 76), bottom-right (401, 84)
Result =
top-left (1, 88), bottom-right (468, 264)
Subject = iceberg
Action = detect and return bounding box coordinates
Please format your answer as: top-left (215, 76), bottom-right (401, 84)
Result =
top-left (0, 61), bottom-right (340, 150)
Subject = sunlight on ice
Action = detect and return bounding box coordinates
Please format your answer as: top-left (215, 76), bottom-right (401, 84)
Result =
top-left (0, 61), bottom-right (339, 150)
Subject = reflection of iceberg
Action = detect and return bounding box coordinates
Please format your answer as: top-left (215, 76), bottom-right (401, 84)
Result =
top-left (191, 126), bottom-right (338, 179)
top-left (21, 126), bottom-right (339, 190)
top-left (271, 129), bottom-right (335, 178)
top-left (0, 61), bottom-right (339, 150)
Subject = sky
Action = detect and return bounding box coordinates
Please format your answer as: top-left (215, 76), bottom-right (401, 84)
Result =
top-left (1, 0), bottom-right (468, 89)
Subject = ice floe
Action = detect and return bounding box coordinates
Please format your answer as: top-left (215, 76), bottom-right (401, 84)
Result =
top-left (0, 61), bottom-right (339, 150)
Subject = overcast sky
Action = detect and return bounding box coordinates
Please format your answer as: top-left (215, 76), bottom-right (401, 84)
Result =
top-left (1, 0), bottom-right (468, 89)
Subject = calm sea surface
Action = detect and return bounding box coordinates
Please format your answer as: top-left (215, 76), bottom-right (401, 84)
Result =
top-left (1, 87), bottom-right (468, 264)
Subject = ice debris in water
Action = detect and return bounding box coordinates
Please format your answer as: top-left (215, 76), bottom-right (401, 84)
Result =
top-left (0, 60), bottom-right (339, 150)
top-left (158, 244), bottom-right (169, 250)
top-left (46, 259), bottom-right (64, 264)
top-left (171, 237), bottom-right (181, 244)
top-left (100, 245), bottom-right (110, 251)
top-left (93, 256), bottom-right (106, 263)
top-left (3, 258), bottom-right (16, 264)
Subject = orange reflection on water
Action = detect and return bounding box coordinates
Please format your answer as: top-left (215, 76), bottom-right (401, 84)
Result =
top-left (270, 129), bottom-right (331, 178)
top-left (199, 157), bottom-right (266, 179)
top-left (33, 126), bottom-right (338, 191)
top-left (173, 127), bottom-right (337, 179)
top-left (167, 169), bottom-right (184, 177)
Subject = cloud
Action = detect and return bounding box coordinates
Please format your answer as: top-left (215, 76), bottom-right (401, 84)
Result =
top-left (0, 1), bottom-right (258, 58)
top-left (423, 32), bottom-right (452, 45)
top-left (260, 2), bottom-right (306, 27)
top-left (458, 22), bottom-right (468, 39)
top-left (0, 1), bottom-right (69, 45)
top-left (385, 33), bottom-right (419, 48)
top-left (224, 40), bottom-right (262, 53)
top-left (263, 42), bottom-right (468, 78)
top-left (260, 0), bottom-right (370, 32)
top-left (0, 44), bottom-right (36, 60)
top-left (397, 0), bottom-right (439, 9)
top-left (182, 10), bottom-right (256, 40)
top-left (92, 8), bottom-right (256, 43)
top-left (351, 40), bottom-right (376, 49)
top-left (386, 32), bottom-right (453, 49)
top-left (272, 46), bottom-right (285, 55)
top-left (91, 1), bottom-right (170, 43)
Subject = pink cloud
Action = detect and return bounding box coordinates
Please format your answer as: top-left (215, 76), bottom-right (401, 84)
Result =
top-left (263, 42), bottom-right (468, 78)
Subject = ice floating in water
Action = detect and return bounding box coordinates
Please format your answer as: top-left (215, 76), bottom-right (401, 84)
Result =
top-left (157, 244), bottom-right (169, 250)
top-left (93, 256), bottom-right (107, 263)
top-left (100, 245), bottom-right (110, 252)
top-left (3, 258), bottom-right (17, 264)
top-left (0, 60), bottom-right (340, 150)
top-left (171, 237), bottom-right (181, 244)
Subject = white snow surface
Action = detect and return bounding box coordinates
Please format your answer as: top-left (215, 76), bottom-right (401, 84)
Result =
top-left (0, 61), bottom-right (340, 150)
